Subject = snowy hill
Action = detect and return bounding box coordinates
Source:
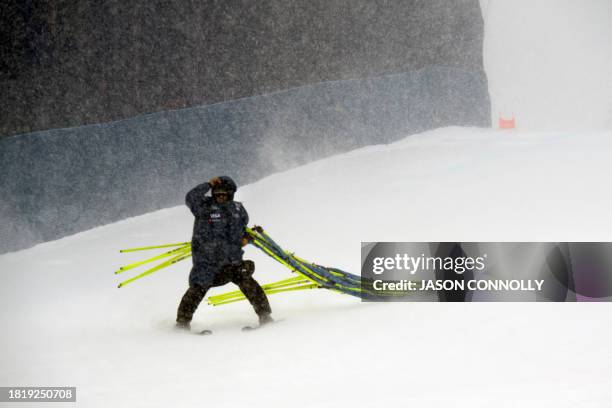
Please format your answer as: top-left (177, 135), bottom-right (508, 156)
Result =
top-left (1, 126), bottom-right (612, 407)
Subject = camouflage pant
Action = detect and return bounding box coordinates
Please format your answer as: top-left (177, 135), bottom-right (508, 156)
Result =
top-left (176, 260), bottom-right (271, 323)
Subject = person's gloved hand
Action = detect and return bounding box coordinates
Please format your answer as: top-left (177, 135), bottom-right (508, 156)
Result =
top-left (252, 225), bottom-right (264, 233)
top-left (209, 177), bottom-right (222, 187)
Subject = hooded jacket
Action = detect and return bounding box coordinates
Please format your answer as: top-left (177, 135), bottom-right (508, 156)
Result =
top-left (185, 182), bottom-right (249, 286)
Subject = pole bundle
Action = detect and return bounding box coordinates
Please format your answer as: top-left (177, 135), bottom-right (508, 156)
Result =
top-left (116, 227), bottom-right (414, 301)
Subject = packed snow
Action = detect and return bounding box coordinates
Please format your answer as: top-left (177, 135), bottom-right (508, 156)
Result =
top-left (1, 126), bottom-right (611, 407)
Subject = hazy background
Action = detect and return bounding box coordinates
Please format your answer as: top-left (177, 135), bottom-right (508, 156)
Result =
top-left (481, 0), bottom-right (612, 129)
top-left (0, 0), bottom-right (490, 254)
top-left (3, 1), bottom-right (611, 254)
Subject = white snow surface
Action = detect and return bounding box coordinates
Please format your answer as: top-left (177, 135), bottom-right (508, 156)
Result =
top-left (1, 126), bottom-right (612, 407)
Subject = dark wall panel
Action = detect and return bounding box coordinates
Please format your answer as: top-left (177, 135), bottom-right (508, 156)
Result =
top-left (1, 0), bottom-right (485, 136)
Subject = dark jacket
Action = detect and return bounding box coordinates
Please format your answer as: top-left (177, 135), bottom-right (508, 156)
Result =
top-left (186, 182), bottom-right (249, 286)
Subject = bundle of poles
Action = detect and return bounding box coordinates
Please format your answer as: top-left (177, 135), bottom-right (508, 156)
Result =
top-left (115, 227), bottom-right (411, 303)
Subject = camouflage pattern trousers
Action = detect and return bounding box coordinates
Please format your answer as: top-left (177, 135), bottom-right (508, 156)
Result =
top-left (176, 260), bottom-right (271, 323)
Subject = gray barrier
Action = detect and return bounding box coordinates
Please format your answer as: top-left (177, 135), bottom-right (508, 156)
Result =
top-left (0, 67), bottom-right (490, 253)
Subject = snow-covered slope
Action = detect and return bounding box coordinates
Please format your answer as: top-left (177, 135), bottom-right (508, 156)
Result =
top-left (1, 127), bottom-right (611, 407)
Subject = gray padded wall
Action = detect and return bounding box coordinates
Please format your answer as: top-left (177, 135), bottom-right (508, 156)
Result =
top-left (0, 67), bottom-right (489, 253)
